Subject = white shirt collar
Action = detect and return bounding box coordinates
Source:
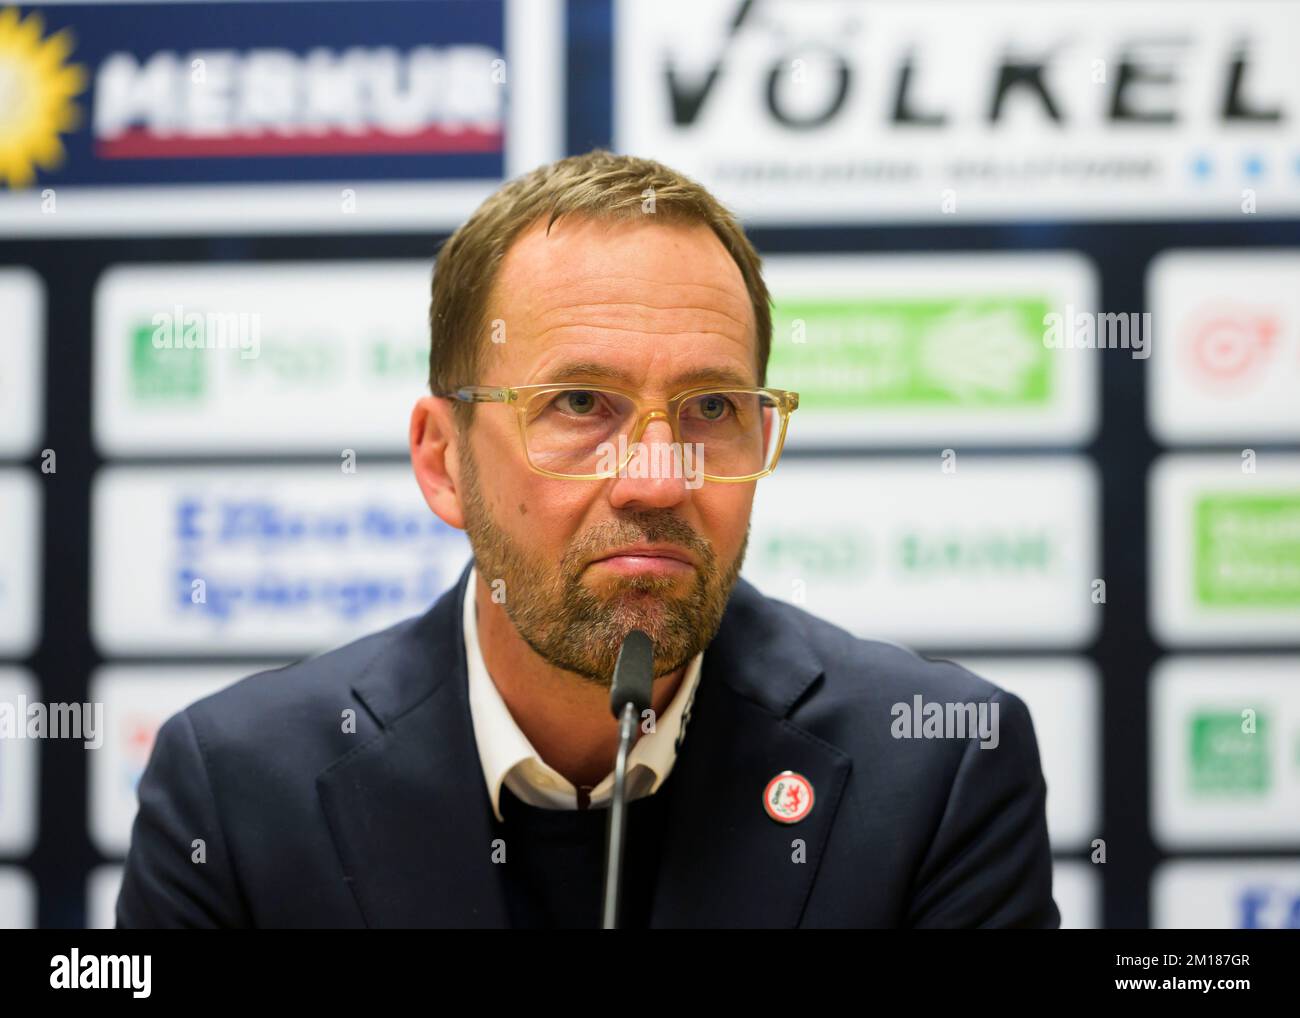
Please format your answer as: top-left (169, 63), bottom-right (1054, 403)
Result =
top-left (463, 564), bottom-right (703, 821)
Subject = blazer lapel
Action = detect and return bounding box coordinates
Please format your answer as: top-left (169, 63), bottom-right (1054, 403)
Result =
top-left (316, 560), bottom-right (510, 928)
top-left (650, 579), bottom-right (852, 928)
top-left (316, 563), bottom-right (851, 928)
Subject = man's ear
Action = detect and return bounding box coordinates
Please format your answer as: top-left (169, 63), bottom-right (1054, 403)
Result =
top-left (409, 396), bottom-right (467, 530)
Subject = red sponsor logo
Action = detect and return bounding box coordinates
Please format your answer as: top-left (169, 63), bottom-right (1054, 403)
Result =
top-left (1181, 307), bottom-right (1279, 389)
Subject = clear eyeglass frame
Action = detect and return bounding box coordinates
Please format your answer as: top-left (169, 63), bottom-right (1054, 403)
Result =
top-left (438, 383), bottom-right (799, 482)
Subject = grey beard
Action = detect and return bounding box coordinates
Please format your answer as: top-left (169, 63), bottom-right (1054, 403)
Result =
top-left (459, 446), bottom-right (746, 685)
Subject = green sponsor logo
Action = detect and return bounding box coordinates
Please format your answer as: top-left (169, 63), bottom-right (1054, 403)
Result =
top-left (1188, 710), bottom-right (1269, 795)
top-left (128, 324), bottom-right (426, 403)
top-left (897, 529), bottom-right (1056, 577)
top-left (769, 297), bottom-right (1052, 410)
top-left (231, 335), bottom-right (422, 385)
top-left (369, 337), bottom-right (428, 381)
top-left (1194, 495), bottom-right (1300, 607)
top-left (753, 528), bottom-right (1059, 580)
top-left (758, 531), bottom-right (872, 577)
top-left (129, 323), bottom-right (207, 400)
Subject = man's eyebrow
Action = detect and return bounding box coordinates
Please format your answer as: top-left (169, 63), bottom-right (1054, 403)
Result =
top-left (542, 361), bottom-right (757, 389)
top-left (541, 361), bottom-right (632, 384)
top-left (671, 365), bottom-right (757, 389)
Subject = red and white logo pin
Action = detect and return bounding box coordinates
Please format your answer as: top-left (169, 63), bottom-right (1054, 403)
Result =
top-left (762, 770), bottom-right (814, 824)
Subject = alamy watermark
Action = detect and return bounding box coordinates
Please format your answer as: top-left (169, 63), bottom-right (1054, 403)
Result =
top-left (1042, 304), bottom-right (1151, 360)
top-left (151, 304), bottom-right (261, 360)
top-left (50, 950), bottom-right (151, 997)
top-left (594, 436), bottom-right (705, 489)
top-left (0, 696), bottom-right (104, 749)
top-left (891, 695), bottom-right (1000, 749)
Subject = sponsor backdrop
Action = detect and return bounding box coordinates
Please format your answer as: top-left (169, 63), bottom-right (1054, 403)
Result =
top-left (0, 0), bottom-right (1296, 928)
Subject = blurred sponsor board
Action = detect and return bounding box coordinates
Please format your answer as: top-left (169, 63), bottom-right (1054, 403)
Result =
top-left (0, 1), bottom-right (561, 234)
top-left (1150, 455), bottom-right (1300, 644)
top-left (0, 268), bottom-right (43, 457)
top-left (0, 867), bottom-right (36, 930)
top-left (766, 253), bottom-right (1098, 446)
top-left (743, 457), bottom-right (1100, 648)
top-left (1053, 861), bottom-right (1101, 930)
top-left (87, 865), bottom-right (124, 930)
top-left (1149, 250), bottom-right (1300, 443)
top-left (92, 466), bottom-right (470, 654)
top-left (0, 669), bottom-right (39, 857)
top-left (617, 0), bottom-right (1300, 222)
top-left (94, 262), bottom-right (430, 455)
top-left (1152, 656), bottom-right (1300, 847)
top-left (1153, 860), bottom-right (1300, 928)
top-left (0, 471), bottom-right (40, 657)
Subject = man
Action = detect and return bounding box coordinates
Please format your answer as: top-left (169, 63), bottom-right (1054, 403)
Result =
top-left (117, 150), bottom-right (1059, 928)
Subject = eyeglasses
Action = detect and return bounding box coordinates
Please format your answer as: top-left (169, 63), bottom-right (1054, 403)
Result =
top-left (438, 383), bottom-right (799, 482)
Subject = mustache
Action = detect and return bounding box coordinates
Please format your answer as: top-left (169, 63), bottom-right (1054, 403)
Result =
top-left (565, 512), bottom-right (713, 570)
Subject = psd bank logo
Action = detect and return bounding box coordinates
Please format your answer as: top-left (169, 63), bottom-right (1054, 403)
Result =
top-left (0, 7), bottom-right (87, 188)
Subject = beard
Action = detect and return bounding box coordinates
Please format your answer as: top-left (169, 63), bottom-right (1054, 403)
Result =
top-left (459, 443), bottom-right (748, 686)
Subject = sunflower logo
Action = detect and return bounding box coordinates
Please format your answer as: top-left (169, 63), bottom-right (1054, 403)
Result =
top-left (0, 7), bottom-right (87, 188)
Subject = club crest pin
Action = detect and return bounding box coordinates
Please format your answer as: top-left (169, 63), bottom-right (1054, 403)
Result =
top-left (763, 770), bottom-right (814, 824)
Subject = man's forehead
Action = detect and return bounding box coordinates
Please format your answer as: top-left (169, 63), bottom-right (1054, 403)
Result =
top-left (484, 217), bottom-right (758, 382)
top-left (494, 216), bottom-right (750, 311)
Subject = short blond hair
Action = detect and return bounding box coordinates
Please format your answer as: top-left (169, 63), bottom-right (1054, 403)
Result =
top-left (427, 149), bottom-right (772, 417)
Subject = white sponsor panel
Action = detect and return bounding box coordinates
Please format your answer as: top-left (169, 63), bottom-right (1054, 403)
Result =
top-left (95, 262), bottom-right (431, 455)
top-left (89, 667), bottom-right (282, 857)
top-left (617, 0), bottom-right (1300, 223)
top-left (765, 254), bottom-right (1099, 446)
top-left (92, 466), bottom-right (470, 654)
top-left (0, 471), bottom-right (41, 656)
top-left (0, 867), bottom-right (36, 929)
top-left (1153, 860), bottom-right (1300, 928)
top-left (1053, 861), bottom-right (1101, 930)
top-left (1149, 251), bottom-right (1300, 443)
top-left (87, 865), bottom-right (125, 931)
top-left (1152, 656), bottom-right (1300, 848)
top-left (958, 658), bottom-right (1100, 851)
top-left (0, 670), bottom-right (39, 856)
top-left (1150, 455), bottom-right (1300, 645)
top-left (0, 268), bottom-right (44, 457)
top-left (743, 457), bottom-right (1100, 647)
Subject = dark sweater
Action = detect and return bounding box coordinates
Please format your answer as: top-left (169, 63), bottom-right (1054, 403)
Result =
top-left (488, 769), bottom-right (679, 928)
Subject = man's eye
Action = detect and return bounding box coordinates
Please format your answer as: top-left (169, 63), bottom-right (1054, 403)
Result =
top-left (690, 394), bottom-right (733, 421)
top-left (556, 390), bottom-right (599, 415)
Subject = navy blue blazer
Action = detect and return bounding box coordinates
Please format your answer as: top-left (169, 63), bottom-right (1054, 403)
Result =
top-left (116, 559), bottom-right (1060, 928)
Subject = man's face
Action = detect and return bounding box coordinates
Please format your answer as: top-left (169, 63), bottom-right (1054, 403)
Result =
top-left (457, 216), bottom-right (763, 685)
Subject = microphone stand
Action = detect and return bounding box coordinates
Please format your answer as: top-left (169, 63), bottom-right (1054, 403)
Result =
top-left (601, 629), bottom-right (654, 930)
top-left (601, 700), bottom-right (638, 929)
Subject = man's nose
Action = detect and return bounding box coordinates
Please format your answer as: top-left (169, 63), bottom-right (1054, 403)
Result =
top-left (607, 417), bottom-right (690, 510)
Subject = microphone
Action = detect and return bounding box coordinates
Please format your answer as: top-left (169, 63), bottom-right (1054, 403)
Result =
top-left (609, 629), bottom-right (654, 720)
top-left (601, 629), bottom-right (654, 930)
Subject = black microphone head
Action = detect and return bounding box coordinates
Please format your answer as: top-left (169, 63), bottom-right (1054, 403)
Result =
top-left (610, 629), bottom-right (654, 719)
